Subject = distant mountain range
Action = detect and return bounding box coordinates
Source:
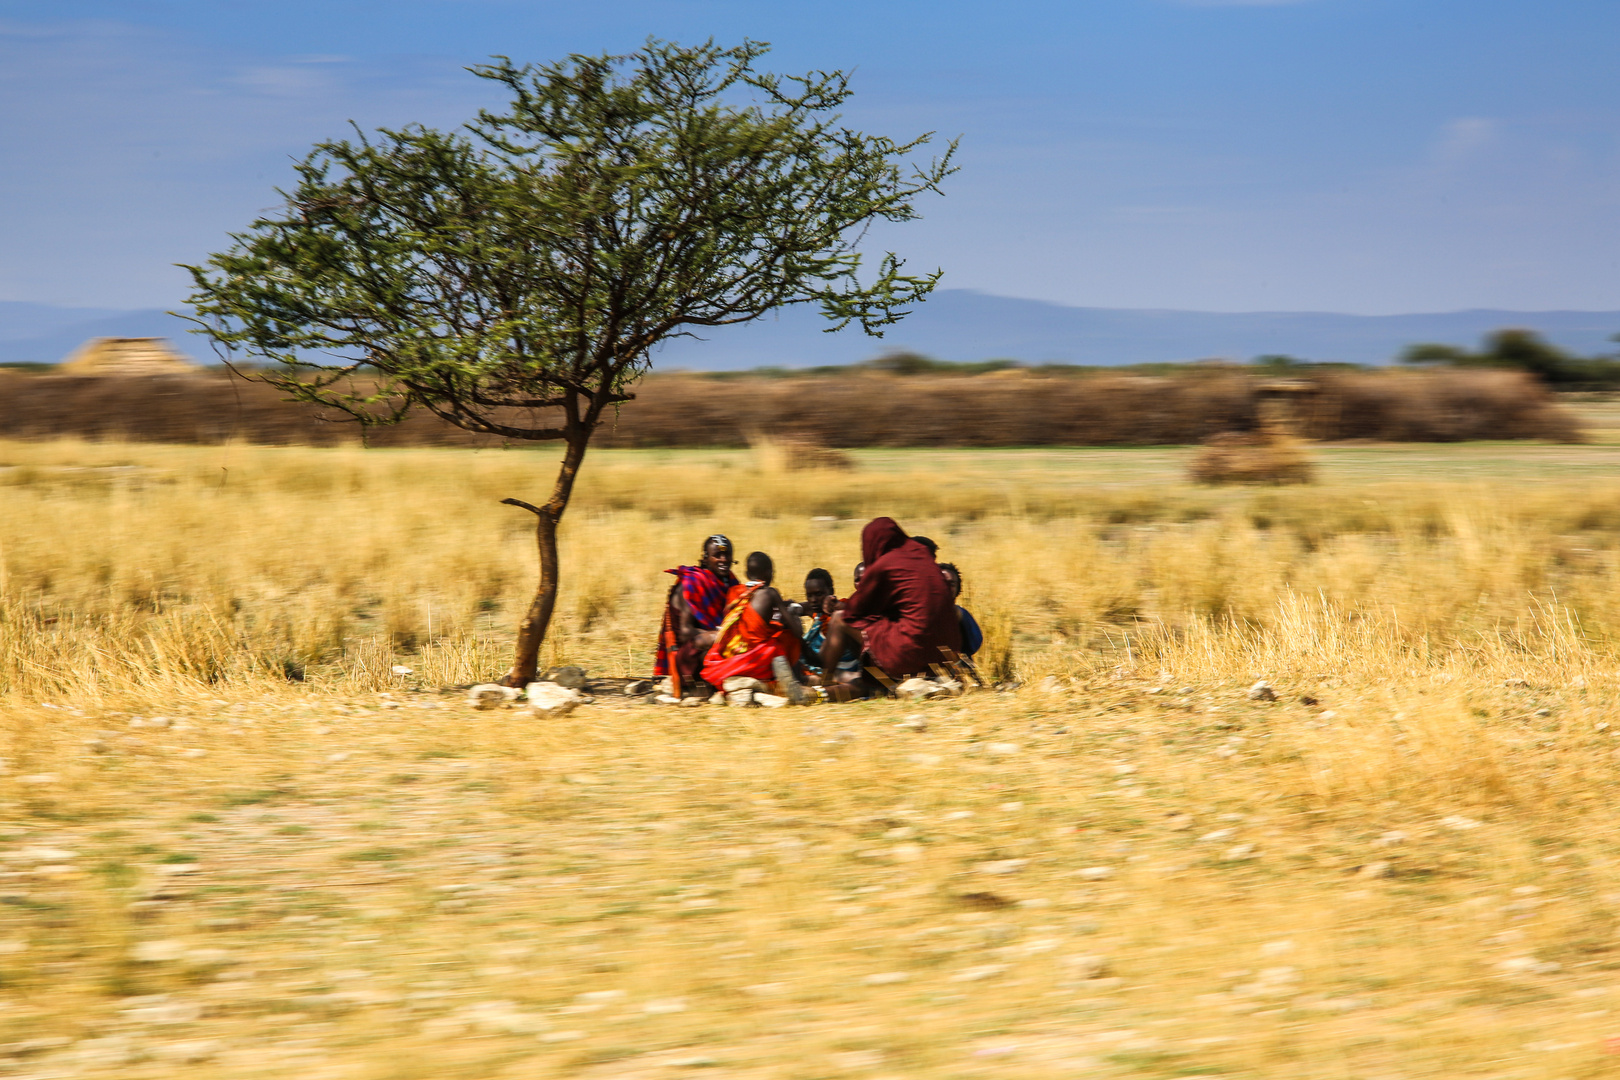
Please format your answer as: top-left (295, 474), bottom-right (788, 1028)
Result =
top-left (0, 302), bottom-right (205, 366)
top-left (4, 292), bottom-right (1620, 369)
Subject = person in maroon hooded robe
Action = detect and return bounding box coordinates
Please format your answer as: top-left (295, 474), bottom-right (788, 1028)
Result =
top-left (818, 517), bottom-right (962, 694)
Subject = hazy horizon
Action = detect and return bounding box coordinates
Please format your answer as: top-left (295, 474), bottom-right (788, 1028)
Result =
top-left (6, 289), bottom-right (1619, 370)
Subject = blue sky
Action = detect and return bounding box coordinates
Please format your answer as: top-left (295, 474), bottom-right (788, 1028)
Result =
top-left (2, 0), bottom-right (1619, 314)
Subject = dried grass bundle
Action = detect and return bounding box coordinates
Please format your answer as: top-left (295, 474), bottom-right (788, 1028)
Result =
top-left (1188, 431), bottom-right (1315, 485)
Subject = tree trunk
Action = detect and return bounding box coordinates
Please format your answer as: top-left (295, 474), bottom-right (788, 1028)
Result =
top-left (499, 424), bottom-right (592, 687)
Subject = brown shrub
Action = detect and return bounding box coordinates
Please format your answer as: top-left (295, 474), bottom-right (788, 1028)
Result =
top-left (1188, 432), bottom-right (1315, 485)
top-left (0, 366), bottom-right (1582, 447)
top-left (1304, 369), bottom-right (1584, 443)
top-left (748, 434), bottom-right (856, 472)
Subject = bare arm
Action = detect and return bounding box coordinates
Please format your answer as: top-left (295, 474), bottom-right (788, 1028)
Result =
top-left (670, 585), bottom-right (702, 642)
top-left (753, 586), bottom-right (804, 644)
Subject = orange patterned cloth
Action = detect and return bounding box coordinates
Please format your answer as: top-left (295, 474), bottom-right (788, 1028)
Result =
top-left (701, 582), bottom-right (801, 686)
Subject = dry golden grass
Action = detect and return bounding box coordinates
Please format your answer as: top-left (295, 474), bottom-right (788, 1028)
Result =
top-left (4, 437), bottom-right (1620, 1078)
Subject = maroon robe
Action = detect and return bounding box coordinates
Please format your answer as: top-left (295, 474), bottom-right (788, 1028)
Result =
top-left (841, 517), bottom-right (962, 677)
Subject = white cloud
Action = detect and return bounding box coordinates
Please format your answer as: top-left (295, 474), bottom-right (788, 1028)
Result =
top-left (233, 64), bottom-right (343, 98)
top-left (1432, 116), bottom-right (1499, 163)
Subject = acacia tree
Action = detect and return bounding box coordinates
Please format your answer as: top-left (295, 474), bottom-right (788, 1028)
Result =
top-left (184, 39), bottom-right (956, 687)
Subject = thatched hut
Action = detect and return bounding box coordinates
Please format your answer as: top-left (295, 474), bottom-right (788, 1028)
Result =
top-left (57, 337), bottom-right (201, 376)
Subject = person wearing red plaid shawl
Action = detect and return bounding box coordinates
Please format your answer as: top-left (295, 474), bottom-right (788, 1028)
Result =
top-left (654, 535), bottom-right (738, 695)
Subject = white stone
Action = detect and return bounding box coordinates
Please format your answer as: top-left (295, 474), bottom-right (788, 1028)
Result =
top-left (69, 1035), bottom-right (138, 1068)
top-left (723, 677), bottom-right (771, 693)
top-left (754, 693), bottom-right (789, 708)
top-left (526, 682), bottom-right (582, 716)
top-left (467, 684), bottom-right (517, 710)
top-left (976, 859), bottom-right (1029, 875)
top-left (1224, 844), bottom-right (1258, 861)
top-left (1247, 680), bottom-right (1277, 701)
top-left (151, 1039), bottom-right (221, 1063)
top-left (120, 997), bottom-right (202, 1025)
top-left (460, 1000), bottom-right (547, 1034)
top-left (654, 694), bottom-right (682, 705)
top-left (642, 998), bottom-right (687, 1014)
top-left (987, 742), bottom-right (1021, 756)
top-left (951, 964), bottom-right (1009, 982)
top-left (576, 989), bottom-right (626, 1004)
top-left (19, 847), bottom-right (78, 863)
top-left (1497, 955), bottom-right (1561, 976)
top-left (1062, 954), bottom-right (1111, 979)
top-left (863, 971), bottom-right (910, 985)
top-left (1076, 866), bottom-right (1114, 881)
top-left (132, 940), bottom-right (188, 963)
top-left (726, 690), bottom-right (756, 707)
top-left (1439, 814), bottom-right (1482, 831)
top-left (391, 665), bottom-right (413, 675)
top-left (1358, 860), bottom-right (1393, 879)
top-left (897, 677), bottom-right (946, 700)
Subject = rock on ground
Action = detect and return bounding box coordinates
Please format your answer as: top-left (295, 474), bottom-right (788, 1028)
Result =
top-left (467, 684), bottom-right (519, 710)
top-left (543, 665), bottom-right (589, 689)
top-left (527, 682), bottom-right (583, 716)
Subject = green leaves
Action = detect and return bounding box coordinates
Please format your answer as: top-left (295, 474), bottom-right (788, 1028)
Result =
top-left (183, 38), bottom-right (956, 440)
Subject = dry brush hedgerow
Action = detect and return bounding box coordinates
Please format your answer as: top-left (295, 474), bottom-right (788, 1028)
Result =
top-left (4, 438), bottom-right (1620, 1077)
top-left (0, 366), bottom-right (1584, 448)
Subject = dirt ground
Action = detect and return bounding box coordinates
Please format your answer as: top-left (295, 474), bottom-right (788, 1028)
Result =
top-left (4, 672), bottom-right (1619, 1080)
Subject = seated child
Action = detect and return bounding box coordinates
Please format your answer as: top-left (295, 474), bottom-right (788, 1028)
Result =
top-left (938, 562), bottom-right (983, 658)
top-left (799, 568), bottom-right (862, 684)
top-left (701, 551), bottom-right (810, 702)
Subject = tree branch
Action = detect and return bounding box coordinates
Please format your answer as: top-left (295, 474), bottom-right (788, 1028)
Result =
top-left (501, 497), bottom-right (545, 516)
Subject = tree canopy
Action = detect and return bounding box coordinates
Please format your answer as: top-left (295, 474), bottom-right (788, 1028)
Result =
top-left (184, 38), bottom-right (956, 438)
top-left (182, 39), bottom-right (956, 684)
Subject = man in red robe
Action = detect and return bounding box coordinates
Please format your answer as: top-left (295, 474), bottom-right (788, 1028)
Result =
top-left (655, 535), bottom-right (737, 695)
top-left (818, 517), bottom-right (962, 690)
top-left (701, 551), bottom-right (808, 702)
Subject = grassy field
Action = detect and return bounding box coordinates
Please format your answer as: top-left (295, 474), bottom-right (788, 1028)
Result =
top-left (4, 431), bottom-right (1620, 1078)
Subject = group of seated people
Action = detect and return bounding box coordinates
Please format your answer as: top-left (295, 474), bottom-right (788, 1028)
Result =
top-left (654, 517), bottom-right (983, 702)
